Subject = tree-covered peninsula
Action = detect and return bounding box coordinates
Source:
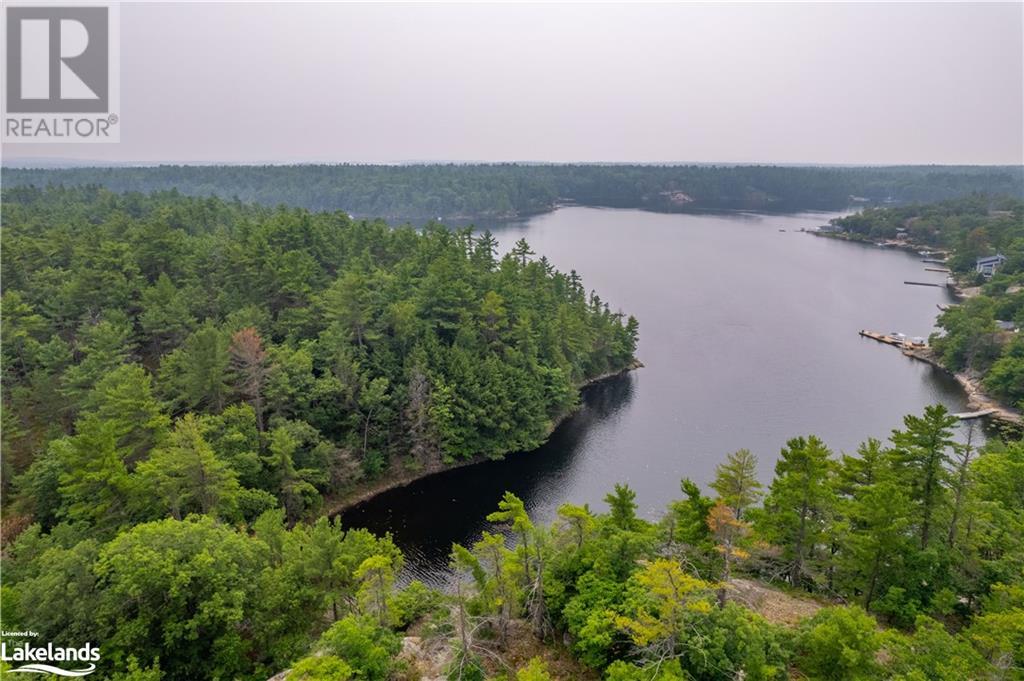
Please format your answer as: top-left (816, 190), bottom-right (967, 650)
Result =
top-left (1, 186), bottom-right (638, 533)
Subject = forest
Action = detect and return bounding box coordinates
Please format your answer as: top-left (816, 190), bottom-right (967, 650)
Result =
top-left (4, 164), bottom-right (1024, 220)
top-left (0, 185), bottom-right (637, 528)
top-left (2, 404), bottom-right (1021, 680)
top-left (2, 186), bottom-right (1022, 680)
top-left (832, 195), bottom-right (1024, 409)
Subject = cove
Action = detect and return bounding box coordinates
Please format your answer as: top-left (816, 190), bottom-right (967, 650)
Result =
top-left (341, 207), bottom-right (970, 585)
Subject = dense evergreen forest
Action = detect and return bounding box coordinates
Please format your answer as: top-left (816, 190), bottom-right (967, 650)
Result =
top-left (4, 164), bottom-right (1023, 219)
top-left (2, 405), bottom-right (1021, 680)
top-left (832, 196), bottom-right (1024, 409)
top-left (1, 185), bottom-right (638, 529)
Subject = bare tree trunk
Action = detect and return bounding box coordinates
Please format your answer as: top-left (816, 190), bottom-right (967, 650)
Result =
top-left (530, 545), bottom-right (549, 639)
top-left (362, 408), bottom-right (375, 460)
top-left (864, 550), bottom-right (882, 610)
top-left (456, 581), bottom-right (469, 652)
top-left (718, 552), bottom-right (731, 609)
top-left (254, 392), bottom-right (264, 432)
top-left (791, 500), bottom-right (809, 585)
top-left (947, 424), bottom-right (976, 548)
top-left (520, 531), bottom-right (533, 585)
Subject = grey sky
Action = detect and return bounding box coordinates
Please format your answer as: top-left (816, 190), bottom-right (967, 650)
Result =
top-left (4, 1), bottom-right (1023, 165)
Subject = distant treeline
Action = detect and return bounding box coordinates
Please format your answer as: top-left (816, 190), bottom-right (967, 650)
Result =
top-left (3, 164), bottom-right (1022, 220)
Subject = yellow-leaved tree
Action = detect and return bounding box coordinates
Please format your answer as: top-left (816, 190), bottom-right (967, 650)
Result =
top-left (615, 558), bottom-right (715, 663)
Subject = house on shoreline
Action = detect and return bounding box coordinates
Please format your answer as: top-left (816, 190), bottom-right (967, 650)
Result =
top-left (976, 253), bottom-right (1007, 277)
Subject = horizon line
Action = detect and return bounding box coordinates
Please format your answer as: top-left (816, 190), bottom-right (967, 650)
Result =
top-left (4, 159), bottom-right (1024, 170)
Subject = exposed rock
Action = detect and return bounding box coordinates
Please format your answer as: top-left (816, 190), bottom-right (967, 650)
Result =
top-left (398, 634), bottom-right (451, 681)
top-left (728, 578), bottom-right (824, 626)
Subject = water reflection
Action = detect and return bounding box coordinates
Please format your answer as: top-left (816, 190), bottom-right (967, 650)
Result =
top-left (341, 373), bottom-right (636, 585)
top-left (341, 207), bottom-right (977, 585)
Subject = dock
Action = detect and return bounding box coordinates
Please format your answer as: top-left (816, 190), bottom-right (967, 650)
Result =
top-left (921, 258), bottom-right (947, 264)
top-left (904, 281), bottom-right (944, 287)
top-left (952, 409), bottom-right (999, 420)
top-left (861, 331), bottom-right (1023, 426)
top-left (859, 330), bottom-right (925, 348)
top-left (859, 330), bottom-right (902, 346)
top-left (924, 267), bottom-right (951, 273)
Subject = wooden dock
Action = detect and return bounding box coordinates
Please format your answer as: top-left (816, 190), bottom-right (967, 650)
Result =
top-left (904, 281), bottom-right (944, 287)
top-left (924, 267), bottom-right (951, 273)
top-left (952, 409), bottom-right (999, 420)
top-left (859, 330), bottom-right (923, 347)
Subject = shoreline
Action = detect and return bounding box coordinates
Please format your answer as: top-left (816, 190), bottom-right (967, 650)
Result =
top-left (906, 275), bottom-right (1022, 427)
top-left (900, 346), bottom-right (1022, 426)
top-left (367, 204), bottom-right (860, 227)
top-left (820, 227), bottom-right (1022, 427)
top-left (322, 358), bottom-right (644, 517)
top-left (327, 226), bottom-right (1018, 519)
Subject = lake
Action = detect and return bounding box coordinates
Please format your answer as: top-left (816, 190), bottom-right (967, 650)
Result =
top-left (341, 207), bottom-right (969, 584)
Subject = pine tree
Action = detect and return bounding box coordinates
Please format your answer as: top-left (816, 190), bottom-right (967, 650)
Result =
top-left (159, 321), bottom-right (231, 413)
top-left (136, 413), bottom-right (239, 520)
top-left (264, 425), bottom-right (321, 522)
top-left (321, 270), bottom-right (379, 348)
top-left (835, 440), bottom-right (913, 609)
top-left (472, 230), bottom-right (499, 270)
top-left (139, 273), bottom-right (195, 358)
top-left (80, 363), bottom-right (170, 466)
top-left (555, 503), bottom-right (594, 550)
top-left (711, 448), bottom-right (763, 518)
top-left (890, 405), bottom-right (958, 549)
top-left (355, 554), bottom-right (395, 626)
top-left (487, 491), bottom-right (535, 582)
top-left (759, 435), bottom-right (836, 586)
top-left (57, 415), bottom-right (137, 532)
top-left (605, 483), bottom-right (639, 531)
top-left (61, 316), bottom-right (134, 405)
top-left (472, 531), bottom-right (515, 643)
top-left (511, 238), bottom-right (535, 267)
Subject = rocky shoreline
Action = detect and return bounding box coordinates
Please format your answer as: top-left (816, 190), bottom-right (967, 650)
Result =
top-left (926, 277), bottom-right (1021, 425)
top-left (811, 228), bottom-right (1021, 427)
top-left (902, 346), bottom-right (1022, 426)
top-left (322, 359), bottom-right (644, 517)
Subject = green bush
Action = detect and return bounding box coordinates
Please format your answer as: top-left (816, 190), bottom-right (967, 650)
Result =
top-left (795, 606), bottom-right (882, 681)
top-left (315, 616), bottom-right (400, 681)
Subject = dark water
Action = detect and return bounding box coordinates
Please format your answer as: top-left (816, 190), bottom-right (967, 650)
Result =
top-left (342, 207), bottom-right (969, 584)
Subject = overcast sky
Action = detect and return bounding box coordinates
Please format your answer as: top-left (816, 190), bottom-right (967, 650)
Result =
top-left (4, 2), bottom-right (1023, 165)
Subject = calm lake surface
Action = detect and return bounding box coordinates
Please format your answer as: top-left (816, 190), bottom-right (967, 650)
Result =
top-left (342, 207), bottom-right (969, 584)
